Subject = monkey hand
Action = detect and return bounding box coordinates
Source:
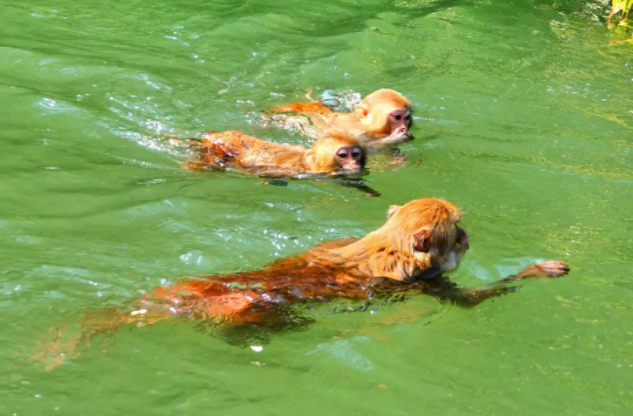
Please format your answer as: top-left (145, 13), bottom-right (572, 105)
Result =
top-left (515, 261), bottom-right (570, 280)
top-left (365, 127), bottom-right (413, 148)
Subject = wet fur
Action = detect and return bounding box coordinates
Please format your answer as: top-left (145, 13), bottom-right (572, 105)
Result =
top-left (185, 130), bottom-right (365, 178)
top-left (32, 199), bottom-right (570, 369)
top-left (267, 89), bottom-right (412, 146)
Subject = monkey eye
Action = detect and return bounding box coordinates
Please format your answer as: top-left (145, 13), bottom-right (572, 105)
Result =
top-left (337, 148), bottom-right (349, 158)
top-left (456, 226), bottom-right (468, 242)
top-left (390, 111), bottom-right (402, 121)
top-left (351, 149), bottom-right (361, 159)
top-left (405, 114), bottom-right (411, 122)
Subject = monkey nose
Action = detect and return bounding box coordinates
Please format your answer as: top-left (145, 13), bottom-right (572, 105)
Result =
top-left (346, 161), bottom-right (361, 171)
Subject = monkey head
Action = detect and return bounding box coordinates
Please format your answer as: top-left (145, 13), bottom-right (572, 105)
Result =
top-left (354, 89), bottom-right (412, 138)
top-left (314, 198), bottom-right (471, 282)
top-left (305, 130), bottom-right (366, 176)
top-left (385, 198), bottom-right (470, 279)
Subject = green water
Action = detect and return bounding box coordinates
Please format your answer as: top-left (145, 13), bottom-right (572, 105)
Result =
top-left (1, 0), bottom-right (632, 413)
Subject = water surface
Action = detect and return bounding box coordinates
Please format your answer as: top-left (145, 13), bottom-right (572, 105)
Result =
top-left (1, 0), bottom-right (632, 414)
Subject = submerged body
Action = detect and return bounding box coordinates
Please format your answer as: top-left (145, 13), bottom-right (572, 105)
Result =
top-left (266, 89), bottom-right (414, 148)
top-left (32, 199), bottom-right (570, 369)
top-left (185, 130), bottom-right (366, 179)
top-left (59, 199), bottom-right (569, 341)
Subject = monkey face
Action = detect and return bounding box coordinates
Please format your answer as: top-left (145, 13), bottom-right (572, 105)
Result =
top-left (334, 145), bottom-right (365, 174)
top-left (361, 103), bottom-right (412, 137)
top-left (357, 89), bottom-right (412, 139)
top-left (439, 225), bottom-right (470, 273)
top-left (307, 131), bottom-right (366, 176)
top-left (410, 224), bottom-right (469, 276)
top-left (387, 200), bottom-right (468, 279)
top-left (387, 108), bottom-right (412, 135)
top-left (437, 225), bottom-right (469, 273)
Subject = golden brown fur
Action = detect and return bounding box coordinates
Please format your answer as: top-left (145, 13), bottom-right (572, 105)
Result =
top-left (143, 198), bottom-right (567, 326)
top-left (140, 198), bottom-right (569, 320)
top-left (32, 199), bottom-right (570, 369)
top-left (267, 89), bottom-right (413, 147)
top-left (184, 129), bottom-right (366, 179)
top-left (304, 199), bottom-right (463, 282)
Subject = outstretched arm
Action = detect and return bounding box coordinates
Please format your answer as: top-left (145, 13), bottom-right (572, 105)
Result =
top-left (342, 181), bottom-right (381, 197)
top-left (421, 261), bottom-right (570, 307)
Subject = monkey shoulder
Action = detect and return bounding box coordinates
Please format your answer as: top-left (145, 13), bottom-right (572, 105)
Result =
top-left (312, 237), bottom-right (360, 250)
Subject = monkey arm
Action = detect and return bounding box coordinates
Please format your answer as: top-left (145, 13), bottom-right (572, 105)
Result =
top-left (341, 181), bottom-right (381, 197)
top-left (419, 261), bottom-right (570, 307)
top-left (362, 129), bottom-right (413, 148)
top-left (249, 166), bottom-right (305, 178)
top-left (512, 261), bottom-right (570, 280)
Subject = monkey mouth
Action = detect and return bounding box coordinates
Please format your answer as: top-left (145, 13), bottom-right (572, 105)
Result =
top-left (339, 168), bottom-right (366, 178)
top-left (326, 166), bottom-right (366, 178)
top-left (299, 169), bottom-right (366, 180)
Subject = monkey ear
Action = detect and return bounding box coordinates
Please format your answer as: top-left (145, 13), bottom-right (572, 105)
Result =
top-left (413, 229), bottom-right (432, 253)
top-left (387, 205), bottom-right (402, 218)
top-left (355, 103), bottom-right (369, 117)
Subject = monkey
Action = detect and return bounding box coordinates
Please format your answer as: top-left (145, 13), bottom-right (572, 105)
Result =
top-left (183, 129), bottom-right (366, 180)
top-left (31, 198), bottom-right (570, 369)
top-left (145, 198), bottom-right (568, 318)
top-left (265, 88), bottom-right (413, 148)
